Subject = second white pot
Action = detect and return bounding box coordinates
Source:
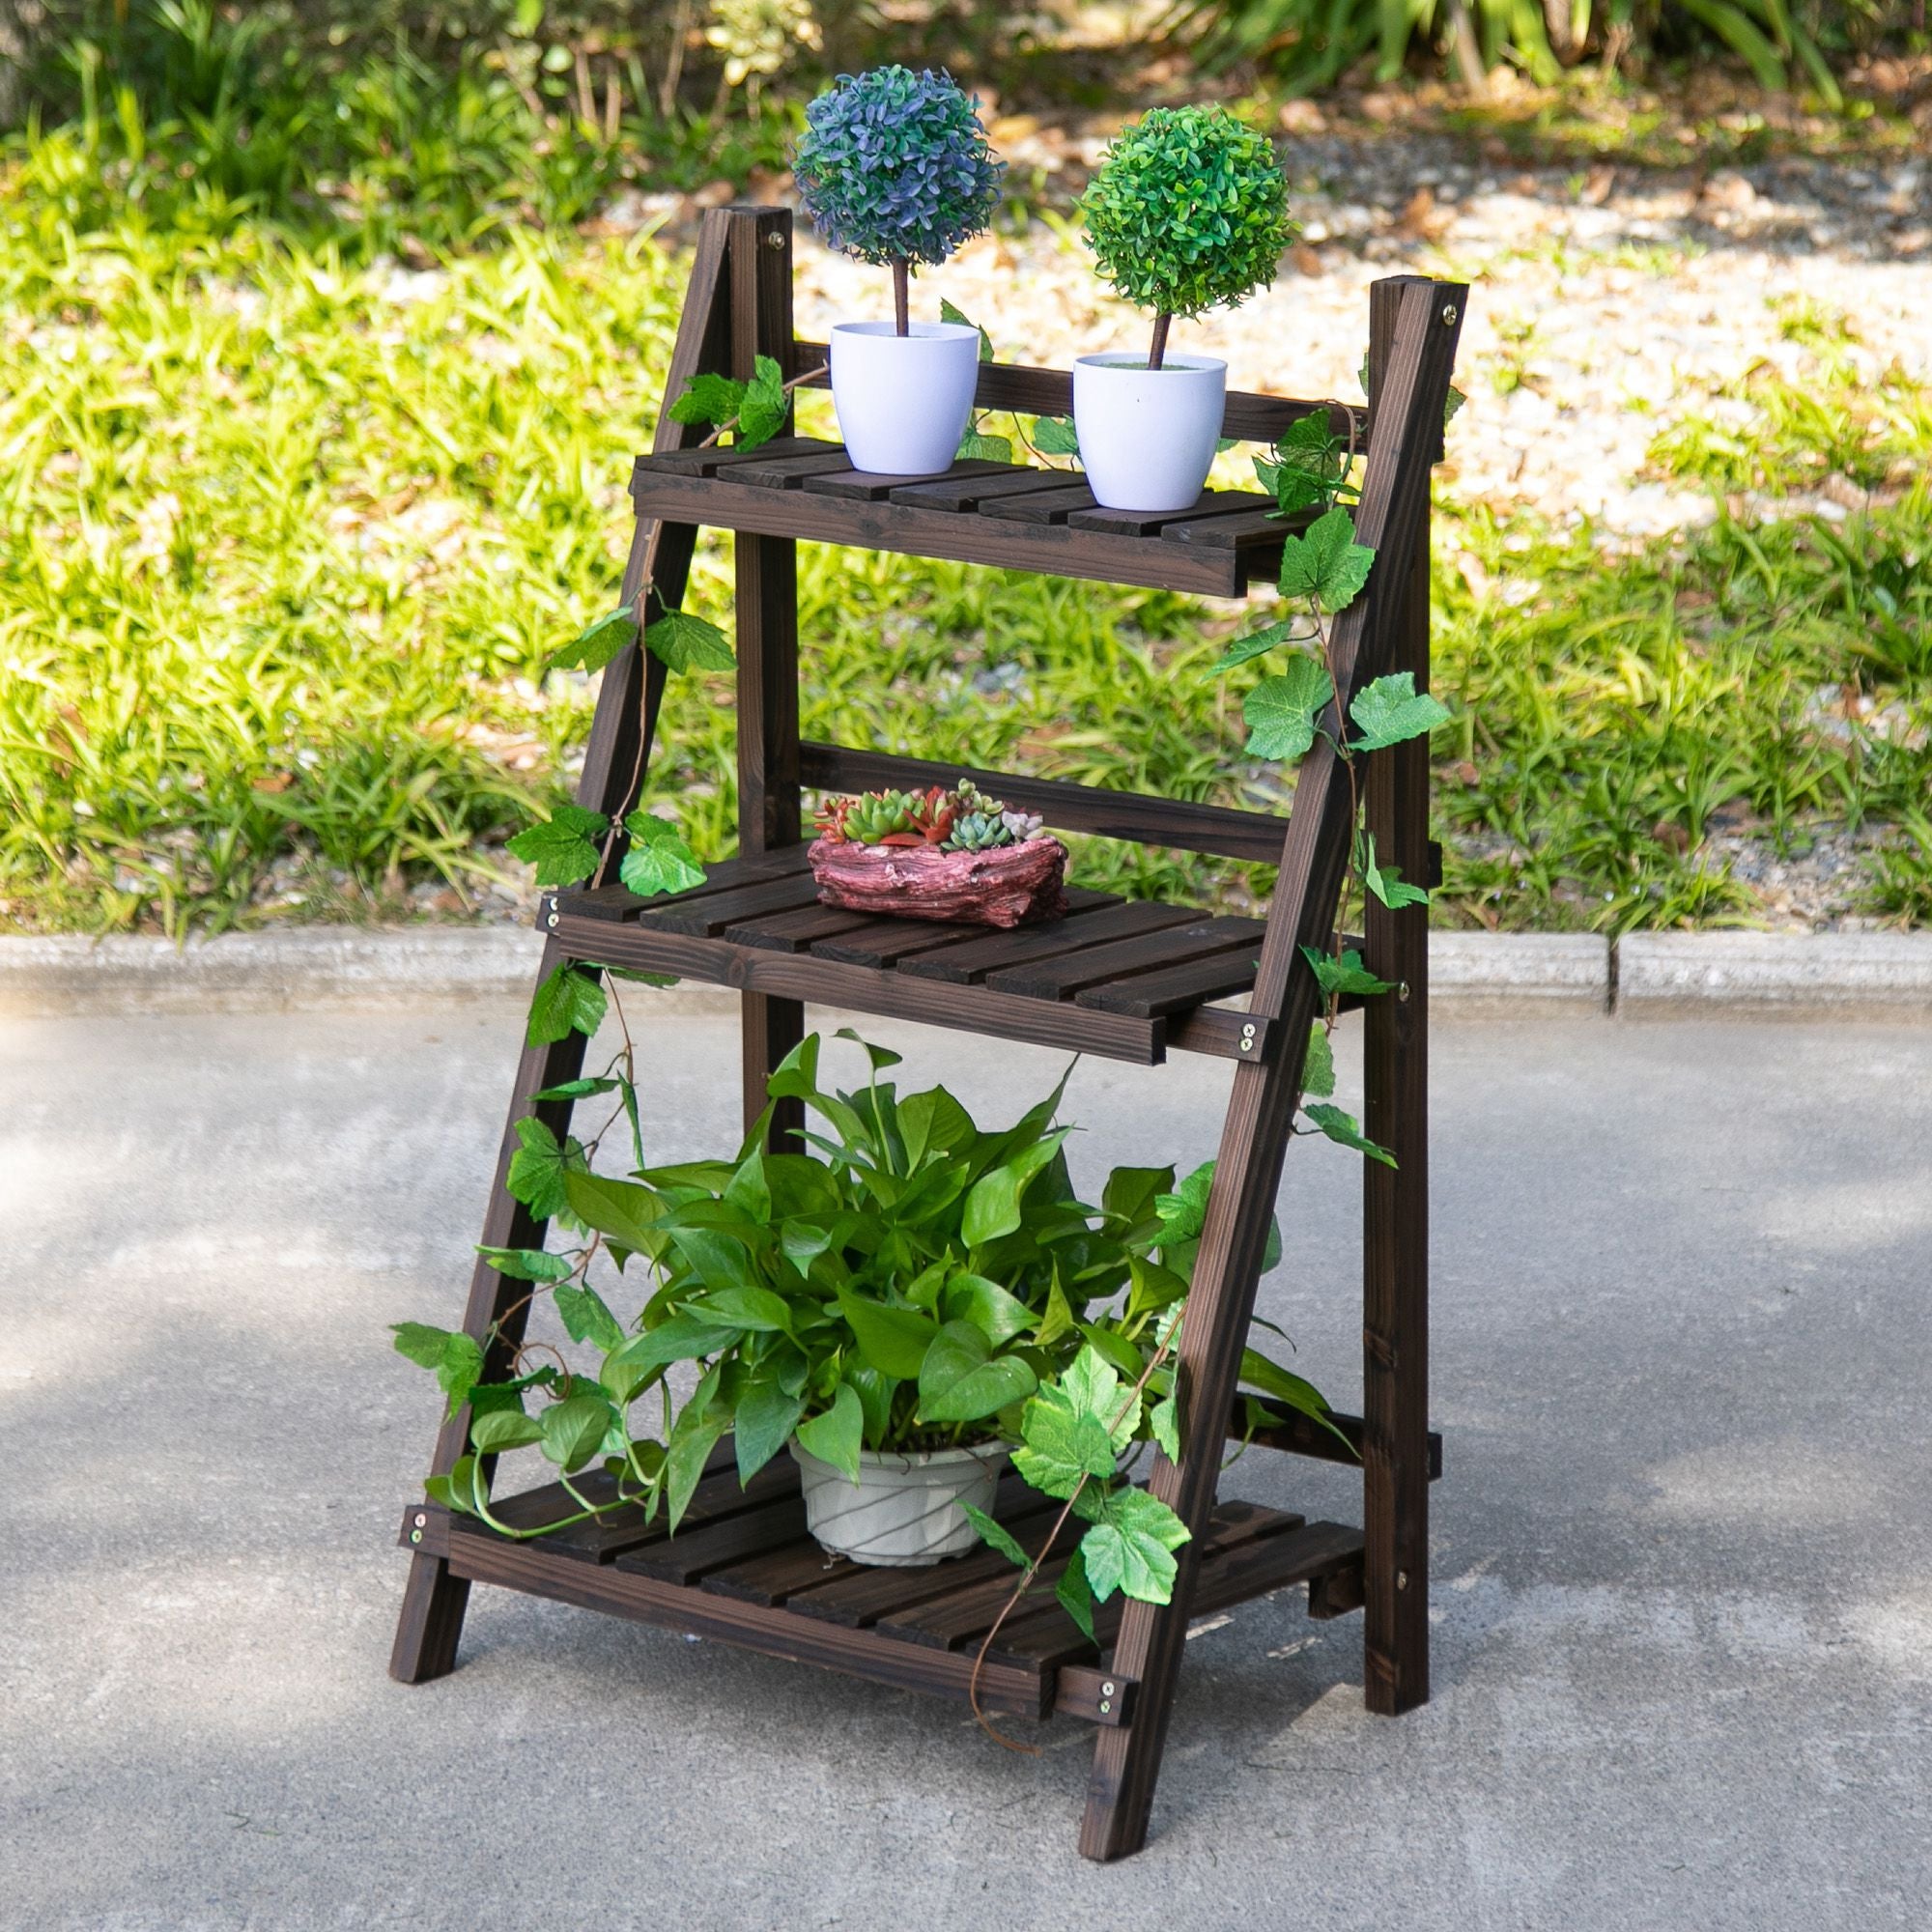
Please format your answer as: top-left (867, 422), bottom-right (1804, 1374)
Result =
top-left (790, 1439), bottom-right (1007, 1566)
top-left (1072, 354), bottom-right (1229, 514)
top-left (828, 321), bottom-right (981, 476)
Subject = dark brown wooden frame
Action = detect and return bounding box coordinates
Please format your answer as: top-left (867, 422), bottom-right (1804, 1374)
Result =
top-left (389, 204), bottom-right (1465, 1861)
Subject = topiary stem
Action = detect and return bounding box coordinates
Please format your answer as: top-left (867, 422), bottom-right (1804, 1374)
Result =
top-left (1148, 312), bottom-right (1171, 373)
top-left (893, 257), bottom-right (910, 338)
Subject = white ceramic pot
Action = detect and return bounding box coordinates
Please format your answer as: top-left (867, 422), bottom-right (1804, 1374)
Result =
top-left (790, 1439), bottom-right (1007, 1566)
top-left (828, 321), bottom-right (982, 476)
top-left (1072, 353), bottom-right (1229, 513)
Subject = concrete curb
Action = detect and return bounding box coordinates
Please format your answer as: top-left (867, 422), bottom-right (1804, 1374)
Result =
top-left (0, 927), bottom-right (1926, 1020)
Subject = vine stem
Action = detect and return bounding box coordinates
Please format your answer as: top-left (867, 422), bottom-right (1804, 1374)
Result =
top-left (965, 1316), bottom-right (1183, 1750)
top-left (588, 363), bottom-right (828, 891)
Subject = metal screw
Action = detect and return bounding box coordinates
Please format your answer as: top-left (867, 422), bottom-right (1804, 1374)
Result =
top-left (545, 910), bottom-right (559, 931)
top-left (1102, 1681), bottom-right (1116, 1696)
top-left (1398, 980), bottom-right (1411, 1003)
top-left (414, 1513), bottom-right (427, 1528)
top-left (1099, 1700), bottom-right (1112, 1715)
top-left (1440, 302), bottom-right (1459, 327)
top-left (765, 231), bottom-right (785, 250)
top-left (1239, 1023), bottom-right (1257, 1054)
top-left (410, 1530), bottom-right (422, 1546)
top-left (1397, 1570), bottom-right (1409, 1590)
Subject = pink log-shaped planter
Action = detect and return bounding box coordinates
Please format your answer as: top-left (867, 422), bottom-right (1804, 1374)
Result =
top-left (808, 836), bottom-right (1070, 929)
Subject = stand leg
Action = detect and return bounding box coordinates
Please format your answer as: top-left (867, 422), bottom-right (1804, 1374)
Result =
top-left (1362, 283), bottom-right (1434, 1718)
top-left (728, 207), bottom-right (804, 1151)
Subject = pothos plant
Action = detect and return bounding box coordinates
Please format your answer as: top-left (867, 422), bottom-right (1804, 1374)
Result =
top-left (394, 1026), bottom-right (1339, 1649)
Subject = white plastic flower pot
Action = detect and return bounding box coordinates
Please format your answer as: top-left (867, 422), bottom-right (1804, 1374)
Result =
top-left (828, 321), bottom-right (982, 476)
top-left (790, 1439), bottom-right (1007, 1566)
top-left (1072, 353), bottom-right (1229, 514)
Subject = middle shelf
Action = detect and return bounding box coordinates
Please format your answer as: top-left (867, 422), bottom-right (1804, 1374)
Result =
top-left (549, 845), bottom-right (1274, 1065)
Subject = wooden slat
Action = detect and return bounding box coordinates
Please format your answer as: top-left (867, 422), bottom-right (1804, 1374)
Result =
top-left (1232, 1397), bottom-right (1442, 1480)
top-left (797, 742), bottom-right (1290, 865)
top-left (644, 435), bottom-right (832, 477)
top-left (897, 899), bottom-right (1197, 985)
top-left (803, 459), bottom-right (1017, 502)
top-left (724, 446), bottom-right (860, 488)
top-left (619, 1492), bottom-right (809, 1584)
top-left (1065, 491), bottom-right (1274, 537)
top-left (810, 916), bottom-right (994, 969)
top-left (1164, 507), bottom-right (1294, 550)
top-left (557, 848), bottom-right (810, 924)
top-left (888, 468), bottom-right (1070, 511)
top-left (625, 466), bottom-right (1252, 599)
top-left (420, 1506), bottom-right (1053, 1719)
top-left (550, 910), bottom-right (1169, 1064)
top-left (978, 481), bottom-right (1099, 524)
top-left (985, 916), bottom-right (1264, 1001)
top-left (724, 901), bottom-right (877, 952)
top-left (636, 869), bottom-right (822, 936)
top-left (788, 343), bottom-right (1366, 444)
top-left (1075, 943), bottom-right (1266, 1019)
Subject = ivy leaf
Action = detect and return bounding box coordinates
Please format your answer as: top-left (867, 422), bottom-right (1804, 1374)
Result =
top-left (1349, 672), bottom-right (1452, 753)
top-left (959, 1502), bottom-right (1033, 1571)
top-left (1056, 1544), bottom-right (1097, 1643)
top-left (476, 1245), bottom-right (573, 1284)
top-left (1150, 1392), bottom-right (1181, 1463)
top-left (1031, 414), bottom-right (1081, 456)
top-left (736, 353), bottom-right (789, 447)
top-left (668, 370), bottom-right (747, 427)
top-left (1277, 504), bottom-right (1375, 612)
top-left (530, 1075), bottom-right (621, 1102)
top-left (961, 1163), bottom-right (1024, 1246)
top-left (564, 1171), bottom-right (666, 1256)
top-left (1300, 946), bottom-right (1396, 998)
top-left (956, 430), bottom-right (1012, 463)
top-left (1063, 1345), bottom-right (1137, 1452)
top-left (1304, 1101), bottom-right (1398, 1168)
top-left (940, 298), bottom-right (995, 362)
top-left (547, 604), bottom-right (638, 675)
top-left (1011, 1380), bottom-right (1119, 1498)
top-left (1360, 829), bottom-right (1431, 910)
top-left (1302, 1024), bottom-right (1336, 1099)
top-left (1239, 1347), bottom-right (1354, 1453)
top-left (643, 609), bottom-right (735, 674)
top-left (506, 1117), bottom-right (583, 1219)
top-left (526, 962), bottom-right (607, 1047)
top-left (917, 1320), bottom-right (1037, 1425)
top-left (554, 1283), bottom-right (624, 1351)
top-left (1154, 1160), bottom-right (1214, 1245)
top-left (1074, 1487), bottom-right (1190, 1605)
top-left (619, 811), bottom-right (705, 897)
top-left (1208, 618), bottom-right (1296, 677)
top-left (795, 1380), bottom-right (864, 1485)
top-left (1444, 383), bottom-right (1467, 428)
top-left (836, 1285), bottom-right (940, 1380)
top-left (1243, 656), bottom-right (1335, 763)
top-left (506, 803), bottom-right (609, 887)
top-left (733, 1375), bottom-right (806, 1485)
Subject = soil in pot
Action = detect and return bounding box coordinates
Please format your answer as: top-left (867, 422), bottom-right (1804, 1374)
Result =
top-left (1073, 353), bottom-right (1228, 513)
top-left (790, 1440), bottom-right (1007, 1566)
top-left (829, 321), bottom-right (982, 475)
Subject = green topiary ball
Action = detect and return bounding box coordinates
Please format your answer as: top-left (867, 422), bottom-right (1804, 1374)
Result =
top-left (1082, 106), bottom-right (1296, 332)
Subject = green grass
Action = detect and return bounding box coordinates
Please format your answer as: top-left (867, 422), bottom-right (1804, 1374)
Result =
top-left (2, 99), bottom-right (1927, 935)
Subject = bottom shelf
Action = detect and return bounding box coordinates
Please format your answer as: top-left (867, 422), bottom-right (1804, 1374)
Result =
top-left (399, 1446), bottom-right (1363, 1725)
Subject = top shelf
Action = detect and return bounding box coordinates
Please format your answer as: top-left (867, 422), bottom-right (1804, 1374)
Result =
top-left (629, 436), bottom-right (1307, 598)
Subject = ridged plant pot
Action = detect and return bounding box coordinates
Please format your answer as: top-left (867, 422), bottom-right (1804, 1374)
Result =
top-left (808, 835), bottom-right (1069, 928)
top-left (1072, 353), bottom-right (1229, 513)
top-left (790, 1440), bottom-right (1008, 1566)
top-left (829, 321), bottom-right (982, 475)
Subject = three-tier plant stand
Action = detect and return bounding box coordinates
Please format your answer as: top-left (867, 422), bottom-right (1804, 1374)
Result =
top-left (390, 205), bottom-right (1465, 1861)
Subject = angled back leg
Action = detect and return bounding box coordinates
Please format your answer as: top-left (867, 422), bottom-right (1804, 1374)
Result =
top-left (389, 212), bottom-right (738, 1686)
top-left (1079, 277), bottom-right (1466, 1859)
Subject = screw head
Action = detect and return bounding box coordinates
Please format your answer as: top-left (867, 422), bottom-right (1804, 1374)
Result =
top-left (409, 1530), bottom-right (423, 1546)
top-left (1397, 1570), bottom-right (1409, 1590)
top-left (765, 230), bottom-right (785, 250)
top-left (1398, 980), bottom-right (1411, 1002)
top-left (1441, 302), bottom-right (1460, 326)
top-left (1102, 1681), bottom-right (1115, 1696)
top-left (414, 1513), bottom-right (427, 1528)
top-left (1099, 1700), bottom-right (1111, 1715)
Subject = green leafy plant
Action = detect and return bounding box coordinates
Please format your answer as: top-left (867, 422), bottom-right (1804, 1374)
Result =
top-left (394, 1030), bottom-right (1338, 1651)
top-left (812, 778), bottom-right (1043, 852)
top-left (1080, 105), bottom-right (1297, 372)
top-left (792, 66), bottom-right (1004, 336)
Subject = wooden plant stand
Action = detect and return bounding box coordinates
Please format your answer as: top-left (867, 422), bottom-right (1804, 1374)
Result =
top-left (390, 205), bottom-right (1465, 1861)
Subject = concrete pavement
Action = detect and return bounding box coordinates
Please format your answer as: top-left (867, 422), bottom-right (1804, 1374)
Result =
top-left (2, 1007), bottom-right (1929, 1929)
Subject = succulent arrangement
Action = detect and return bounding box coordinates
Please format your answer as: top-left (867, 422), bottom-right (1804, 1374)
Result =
top-left (814, 780), bottom-right (1044, 854)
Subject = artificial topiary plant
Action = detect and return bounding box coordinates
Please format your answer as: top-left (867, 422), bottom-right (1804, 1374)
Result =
top-left (1081, 104), bottom-right (1297, 372)
top-left (792, 65), bottom-right (1004, 336)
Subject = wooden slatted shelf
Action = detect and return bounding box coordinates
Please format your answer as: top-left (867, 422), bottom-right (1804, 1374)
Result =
top-left (627, 437), bottom-right (1303, 598)
top-left (399, 1443), bottom-right (1360, 1726)
top-left (547, 846), bottom-right (1272, 1066)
